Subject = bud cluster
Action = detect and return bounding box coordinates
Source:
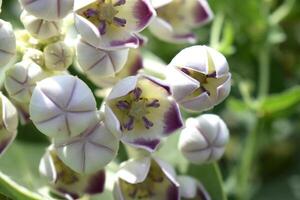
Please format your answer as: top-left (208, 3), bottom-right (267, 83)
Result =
top-left (0, 0), bottom-right (231, 199)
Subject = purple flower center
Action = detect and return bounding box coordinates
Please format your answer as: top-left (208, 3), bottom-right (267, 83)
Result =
top-left (115, 87), bottom-right (160, 131)
top-left (81, 0), bottom-right (127, 35)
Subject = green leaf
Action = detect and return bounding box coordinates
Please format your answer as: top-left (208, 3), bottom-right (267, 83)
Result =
top-left (261, 86), bottom-right (300, 117)
top-left (188, 163), bottom-right (227, 200)
top-left (0, 141), bottom-right (48, 200)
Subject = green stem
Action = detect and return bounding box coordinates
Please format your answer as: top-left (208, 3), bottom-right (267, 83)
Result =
top-left (258, 45), bottom-right (270, 100)
top-left (269, 0), bottom-right (296, 25)
top-left (236, 119), bottom-right (263, 200)
top-left (0, 172), bottom-right (42, 200)
top-left (210, 13), bottom-right (224, 49)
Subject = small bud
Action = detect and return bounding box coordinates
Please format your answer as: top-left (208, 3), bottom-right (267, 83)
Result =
top-left (23, 48), bottom-right (45, 67)
top-left (178, 114), bottom-right (229, 164)
top-left (0, 19), bottom-right (16, 67)
top-left (114, 157), bottom-right (180, 200)
top-left (167, 45), bottom-right (231, 112)
top-left (39, 147), bottom-right (105, 199)
top-left (30, 75), bottom-right (98, 139)
top-left (177, 176), bottom-right (211, 200)
top-left (19, 0), bottom-right (74, 21)
top-left (54, 120), bottom-right (119, 174)
top-left (0, 92), bottom-right (18, 156)
top-left (20, 11), bottom-right (62, 40)
top-left (44, 41), bottom-right (74, 71)
top-left (4, 60), bottom-right (45, 104)
top-left (104, 75), bottom-right (183, 152)
top-left (76, 39), bottom-right (128, 77)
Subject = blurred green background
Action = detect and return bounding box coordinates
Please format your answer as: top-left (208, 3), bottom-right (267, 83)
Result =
top-left (0, 0), bottom-right (300, 200)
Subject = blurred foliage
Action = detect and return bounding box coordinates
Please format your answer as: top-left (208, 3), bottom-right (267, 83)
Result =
top-left (0, 0), bottom-right (300, 200)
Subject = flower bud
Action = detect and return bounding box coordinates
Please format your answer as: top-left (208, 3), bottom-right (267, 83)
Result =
top-left (76, 39), bottom-right (128, 78)
top-left (177, 176), bottom-right (211, 200)
top-left (114, 157), bottom-right (180, 200)
top-left (23, 48), bottom-right (44, 67)
top-left (20, 11), bottom-right (62, 40)
top-left (0, 93), bottom-right (18, 156)
top-left (44, 41), bottom-right (74, 71)
top-left (167, 45), bottom-right (231, 112)
top-left (0, 19), bottom-right (16, 67)
top-left (90, 49), bottom-right (143, 88)
top-left (4, 60), bottom-right (45, 104)
top-left (104, 75), bottom-right (183, 152)
top-left (178, 114), bottom-right (229, 164)
top-left (54, 120), bottom-right (119, 174)
top-left (19, 0), bottom-right (74, 21)
top-left (29, 75), bottom-right (98, 139)
top-left (39, 147), bottom-right (105, 199)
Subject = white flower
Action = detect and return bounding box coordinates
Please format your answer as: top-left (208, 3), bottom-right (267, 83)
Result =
top-left (0, 19), bottom-right (16, 67)
top-left (178, 114), bottom-right (229, 164)
top-left (0, 92), bottom-right (18, 156)
top-left (76, 39), bottom-right (129, 78)
top-left (113, 157), bottom-right (180, 200)
top-left (4, 60), bottom-right (45, 104)
top-left (177, 176), bottom-right (211, 200)
top-left (19, 0), bottom-right (74, 21)
top-left (44, 41), bottom-right (74, 71)
top-left (20, 11), bottom-right (62, 40)
top-left (23, 48), bottom-right (45, 67)
top-left (167, 45), bottom-right (231, 112)
top-left (39, 147), bottom-right (106, 199)
top-left (149, 0), bottom-right (213, 43)
top-left (53, 119), bottom-right (119, 174)
top-left (104, 75), bottom-right (183, 152)
top-left (73, 0), bottom-right (156, 49)
top-left (29, 75), bottom-right (98, 139)
top-left (87, 48), bottom-right (143, 88)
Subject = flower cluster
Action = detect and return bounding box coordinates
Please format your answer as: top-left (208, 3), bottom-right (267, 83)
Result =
top-left (0, 0), bottom-right (231, 199)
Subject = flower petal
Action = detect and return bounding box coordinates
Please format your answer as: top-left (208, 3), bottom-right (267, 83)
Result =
top-left (151, 0), bottom-right (173, 8)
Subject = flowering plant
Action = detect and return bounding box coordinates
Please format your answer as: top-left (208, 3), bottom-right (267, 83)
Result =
top-left (0, 0), bottom-right (299, 200)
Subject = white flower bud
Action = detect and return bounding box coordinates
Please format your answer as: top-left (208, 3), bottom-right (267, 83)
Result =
top-left (4, 60), bottom-right (45, 104)
top-left (167, 45), bottom-right (231, 112)
top-left (20, 11), bottom-right (62, 40)
top-left (29, 75), bottom-right (98, 139)
top-left (76, 39), bottom-right (129, 78)
top-left (54, 120), bottom-right (119, 174)
top-left (0, 92), bottom-right (18, 156)
top-left (23, 48), bottom-right (44, 67)
top-left (19, 0), bottom-right (74, 21)
top-left (39, 147), bottom-right (106, 198)
top-left (44, 41), bottom-right (74, 71)
top-left (0, 19), bottom-right (16, 67)
top-left (178, 114), bottom-right (229, 164)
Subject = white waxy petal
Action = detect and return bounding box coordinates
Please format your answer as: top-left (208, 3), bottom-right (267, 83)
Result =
top-left (177, 176), bottom-right (211, 199)
top-left (20, 11), bottom-right (62, 40)
top-left (151, 0), bottom-right (173, 8)
top-left (54, 121), bottom-right (119, 174)
top-left (44, 41), bottom-right (74, 71)
top-left (30, 75), bottom-right (98, 139)
top-left (76, 40), bottom-right (129, 78)
top-left (19, 0), bottom-right (73, 21)
top-left (178, 114), bottom-right (230, 164)
top-left (4, 60), bottom-right (45, 103)
top-left (0, 19), bottom-right (16, 67)
top-left (117, 157), bottom-right (151, 184)
top-left (0, 93), bottom-right (18, 156)
top-left (23, 48), bottom-right (44, 67)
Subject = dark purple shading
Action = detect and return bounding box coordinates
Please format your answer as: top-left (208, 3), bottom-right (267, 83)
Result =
top-left (132, 138), bottom-right (160, 151)
top-left (133, 0), bottom-right (154, 30)
top-left (196, 187), bottom-right (211, 200)
top-left (194, 2), bottom-right (210, 24)
top-left (167, 183), bottom-right (180, 200)
top-left (85, 170), bottom-right (105, 195)
top-left (144, 75), bottom-right (171, 95)
top-left (110, 35), bottom-right (139, 47)
top-left (174, 33), bottom-right (196, 40)
top-left (0, 138), bottom-right (11, 155)
top-left (163, 102), bottom-right (183, 135)
top-left (56, 187), bottom-right (79, 199)
top-left (129, 53), bottom-right (143, 75)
